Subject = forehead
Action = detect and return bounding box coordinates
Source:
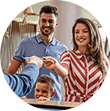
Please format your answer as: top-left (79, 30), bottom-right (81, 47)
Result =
top-left (36, 82), bottom-right (50, 90)
top-left (75, 23), bottom-right (88, 29)
top-left (40, 13), bottom-right (56, 21)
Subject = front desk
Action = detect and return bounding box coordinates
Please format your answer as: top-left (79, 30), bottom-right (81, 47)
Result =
top-left (23, 99), bottom-right (82, 110)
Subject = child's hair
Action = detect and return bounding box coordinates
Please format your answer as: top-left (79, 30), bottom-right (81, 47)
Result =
top-left (37, 75), bottom-right (55, 92)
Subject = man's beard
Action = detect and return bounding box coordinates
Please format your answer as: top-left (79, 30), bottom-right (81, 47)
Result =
top-left (40, 26), bottom-right (54, 36)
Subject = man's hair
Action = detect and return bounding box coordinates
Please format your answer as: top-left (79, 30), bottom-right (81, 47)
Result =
top-left (37, 75), bottom-right (55, 92)
top-left (39, 5), bottom-right (58, 19)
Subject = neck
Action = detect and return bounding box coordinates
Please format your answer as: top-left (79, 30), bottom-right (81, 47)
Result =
top-left (78, 46), bottom-right (88, 54)
top-left (40, 33), bottom-right (53, 46)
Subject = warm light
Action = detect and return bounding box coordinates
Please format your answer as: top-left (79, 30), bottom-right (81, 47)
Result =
top-left (21, 16), bottom-right (30, 25)
top-left (3, 30), bottom-right (9, 38)
top-left (22, 6), bottom-right (36, 15)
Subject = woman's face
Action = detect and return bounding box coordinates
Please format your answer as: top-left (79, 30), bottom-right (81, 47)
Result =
top-left (74, 23), bottom-right (90, 48)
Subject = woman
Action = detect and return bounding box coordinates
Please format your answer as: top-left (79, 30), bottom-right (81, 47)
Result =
top-left (43, 18), bottom-right (109, 102)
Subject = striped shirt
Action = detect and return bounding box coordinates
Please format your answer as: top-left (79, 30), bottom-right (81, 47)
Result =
top-left (60, 50), bottom-right (103, 102)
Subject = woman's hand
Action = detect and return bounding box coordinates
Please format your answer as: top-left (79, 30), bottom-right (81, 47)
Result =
top-left (42, 56), bottom-right (58, 69)
top-left (43, 56), bottom-right (68, 78)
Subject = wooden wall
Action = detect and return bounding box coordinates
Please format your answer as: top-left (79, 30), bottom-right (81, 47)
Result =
top-left (1, 21), bottom-right (37, 73)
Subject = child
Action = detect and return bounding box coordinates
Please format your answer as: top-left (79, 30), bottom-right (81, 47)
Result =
top-left (34, 75), bottom-right (56, 101)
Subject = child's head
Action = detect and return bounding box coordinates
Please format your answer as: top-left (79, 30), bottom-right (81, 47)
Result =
top-left (34, 75), bottom-right (55, 101)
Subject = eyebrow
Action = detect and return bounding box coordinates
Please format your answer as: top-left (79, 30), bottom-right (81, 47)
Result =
top-left (75, 28), bottom-right (89, 30)
top-left (42, 90), bottom-right (48, 93)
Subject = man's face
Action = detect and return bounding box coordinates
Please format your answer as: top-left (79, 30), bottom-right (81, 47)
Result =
top-left (39, 13), bottom-right (58, 36)
top-left (34, 82), bottom-right (52, 101)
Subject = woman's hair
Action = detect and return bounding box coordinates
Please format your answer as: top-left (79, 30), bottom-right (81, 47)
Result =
top-left (72, 18), bottom-right (109, 76)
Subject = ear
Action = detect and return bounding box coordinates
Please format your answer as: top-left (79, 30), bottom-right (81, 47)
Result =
top-left (55, 21), bottom-right (59, 28)
top-left (51, 92), bottom-right (56, 98)
top-left (38, 19), bottom-right (40, 26)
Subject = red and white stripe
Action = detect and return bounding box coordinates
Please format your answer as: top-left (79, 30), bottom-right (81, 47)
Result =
top-left (60, 50), bottom-right (103, 102)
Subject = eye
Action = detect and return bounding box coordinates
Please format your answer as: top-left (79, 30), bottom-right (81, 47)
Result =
top-left (41, 19), bottom-right (46, 23)
top-left (75, 30), bottom-right (79, 33)
top-left (48, 19), bottom-right (54, 24)
top-left (36, 89), bottom-right (40, 92)
top-left (83, 30), bottom-right (89, 33)
top-left (42, 90), bottom-right (48, 93)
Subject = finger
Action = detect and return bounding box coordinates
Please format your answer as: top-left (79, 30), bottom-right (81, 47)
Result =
top-left (44, 61), bottom-right (53, 66)
top-left (42, 56), bottom-right (51, 60)
top-left (25, 59), bottom-right (30, 63)
top-left (43, 61), bottom-right (52, 65)
top-left (45, 64), bottom-right (54, 69)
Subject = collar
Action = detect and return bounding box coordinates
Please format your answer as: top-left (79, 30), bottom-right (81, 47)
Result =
top-left (74, 50), bottom-right (84, 60)
top-left (36, 33), bottom-right (56, 46)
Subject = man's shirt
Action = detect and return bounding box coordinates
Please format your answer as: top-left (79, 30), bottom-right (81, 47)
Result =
top-left (4, 63), bottom-right (39, 97)
top-left (13, 34), bottom-right (68, 101)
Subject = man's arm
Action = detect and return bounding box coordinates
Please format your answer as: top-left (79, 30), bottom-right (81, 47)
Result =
top-left (4, 63), bottom-right (39, 97)
top-left (4, 56), bottom-right (43, 97)
top-left (5, 58), bottom-right (22, 74)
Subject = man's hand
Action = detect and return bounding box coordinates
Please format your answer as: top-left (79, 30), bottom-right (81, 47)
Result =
top-left (25, 56), bottom-right (43, 69)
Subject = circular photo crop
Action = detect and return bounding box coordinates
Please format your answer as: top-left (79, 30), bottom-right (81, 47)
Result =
top-left (0, 0), bottom-right (110, 111)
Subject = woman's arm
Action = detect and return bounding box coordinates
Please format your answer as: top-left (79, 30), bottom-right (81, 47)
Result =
top-left (43, 57), bottom-right (68, 77)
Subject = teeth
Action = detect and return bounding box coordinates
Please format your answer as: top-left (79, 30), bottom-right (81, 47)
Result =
top-left (78, 38), bottom-right (85, 41)
top-left (45, 28), bottom-right (49, 30)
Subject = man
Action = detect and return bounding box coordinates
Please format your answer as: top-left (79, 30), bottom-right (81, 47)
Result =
top-left (5, 5), bottom-right (68, 101)
top-left (4, 56), bottom-right (43, 97)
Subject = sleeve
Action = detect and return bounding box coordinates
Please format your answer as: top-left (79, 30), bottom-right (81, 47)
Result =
top-left (4, 63), bottom-right (39, 97)
top-left (13, 40), bottom-right (25, 63)
top-left (60, 50), bottom-right (70, 68)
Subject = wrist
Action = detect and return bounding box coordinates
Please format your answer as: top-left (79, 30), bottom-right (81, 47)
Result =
top-left (54, 61), bottom-right (59, 69)
top-left (29, 61), bottom-right (38, 65)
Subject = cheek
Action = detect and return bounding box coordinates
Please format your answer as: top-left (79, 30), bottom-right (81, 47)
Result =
top-left (74, 34), bottom-right (77, 40)
top-left (87, 35), bottom-right (90, 43)
top-left (35, 92), bottom-right (37, 96)
top-left (44, 93), bottom-right (48, 97)
top-left (74, 35), bottom-right (78, 43)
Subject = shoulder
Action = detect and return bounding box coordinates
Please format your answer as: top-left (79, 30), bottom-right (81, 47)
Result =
top-left (19, 36), bottom-right (36, 46)
top-left (21, 36), bottom-right (36, 43)
top-left (61, 50), bottom-right (76, 58)
top-left (55, 39), bottom-right (68, 50)
top-left (61, 50), bottom-right (74, 55)
top-left (61, 50), bottom-right (71, 57)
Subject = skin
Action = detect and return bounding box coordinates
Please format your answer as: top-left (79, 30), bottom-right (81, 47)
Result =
top-left (74, 23), bottom-right (90, 54)
top-left (5, 59), bottom-right (22, 74)
top-left (39, 13), bottom-right (59, 46)
top-left (43, 23), bottom-right (91, 78)
top-left (34, 82), bottom-right (55, 101)
top-left (5, 56), bottom-right (42, 74)
top-left (5, 13), bottom-right (59, 74)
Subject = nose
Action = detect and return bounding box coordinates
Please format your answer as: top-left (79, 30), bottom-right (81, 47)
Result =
top-left (78, 31), bottom-right (83, 37)
top-left (45, 21), bottom-right (49, 26)
top-left (38, 91), bottom-right (43, 96)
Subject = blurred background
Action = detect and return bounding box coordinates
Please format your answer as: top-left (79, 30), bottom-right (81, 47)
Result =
top-left (0, 0), bottom-right (109, 73)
